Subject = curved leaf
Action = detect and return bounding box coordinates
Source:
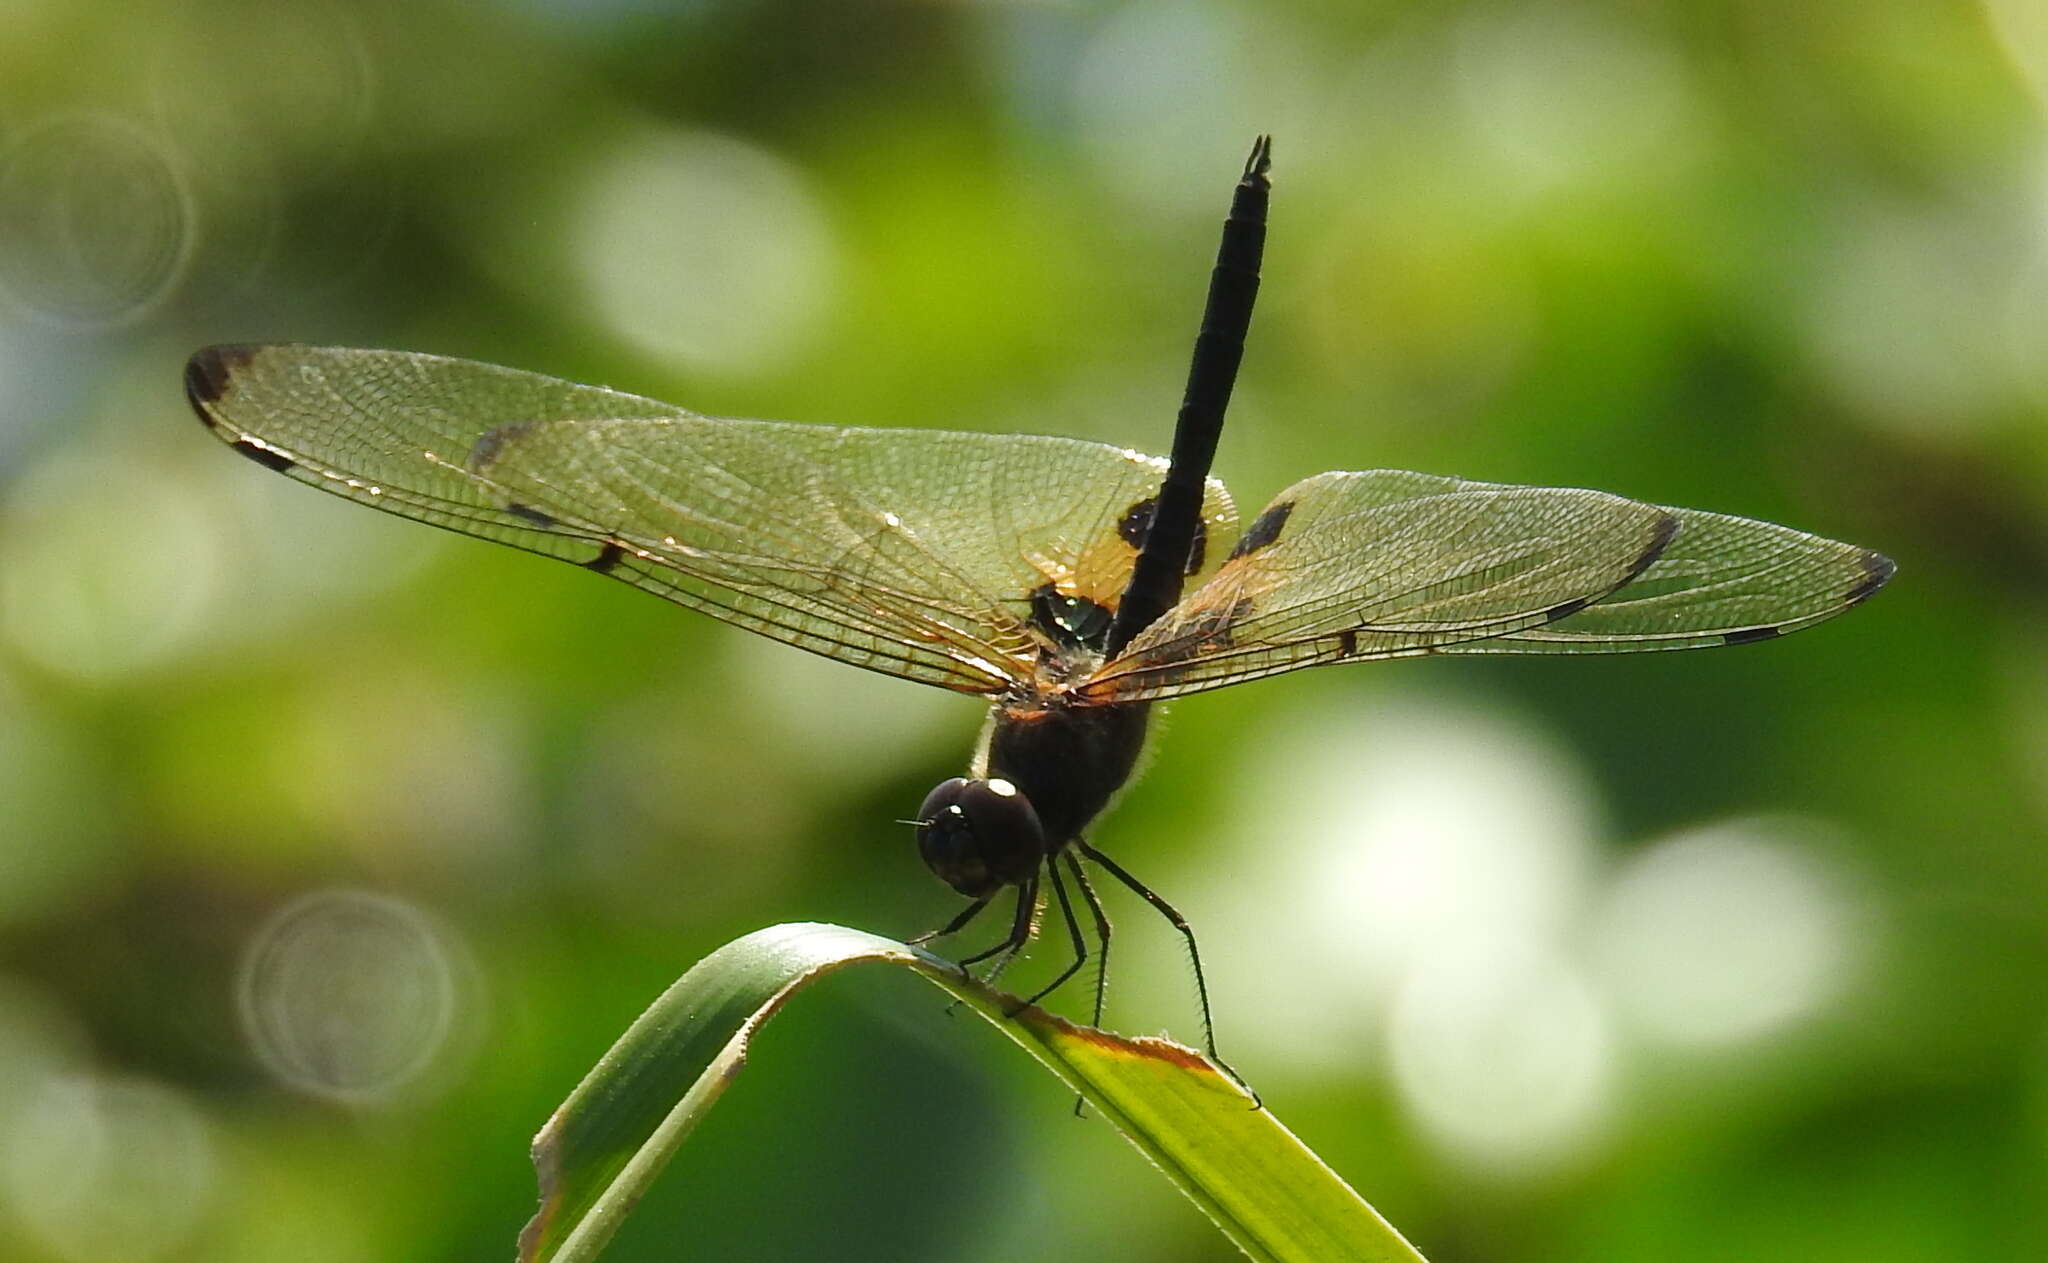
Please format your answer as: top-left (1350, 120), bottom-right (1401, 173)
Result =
top-left (518, 921), bottom-right (1427, 1263)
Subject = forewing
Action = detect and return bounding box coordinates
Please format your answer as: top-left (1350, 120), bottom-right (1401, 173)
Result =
top-left (1077, 469), bottom-right (1677, 703)
top-left (187, 345), bottom-right (1234, 695)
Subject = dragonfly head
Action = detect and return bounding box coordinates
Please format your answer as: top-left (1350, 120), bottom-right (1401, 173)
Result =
top-left (915, 777), bottom-right (1046, 898)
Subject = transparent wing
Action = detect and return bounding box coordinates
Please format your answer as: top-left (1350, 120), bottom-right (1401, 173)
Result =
top-left (1243, 472), bottom-right (1893, 655)
top-left (1076, 469), bottom-right (1678, 703)
top-left (1079, 468), bottom-right (1890, 703)
top-left (1444, 502), bottom-right (1893, 654)
top-left (187, 345), bottom-right (1236, 695)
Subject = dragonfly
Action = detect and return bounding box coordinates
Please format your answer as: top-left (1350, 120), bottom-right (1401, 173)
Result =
top-left (185, 138), bottom-right (1891, 1085)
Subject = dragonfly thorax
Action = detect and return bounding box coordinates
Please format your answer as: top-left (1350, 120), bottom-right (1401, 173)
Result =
top-left (915, 777), bottom-right (1046, 898)
top-left (982, 698), bottom-right (1152, 848)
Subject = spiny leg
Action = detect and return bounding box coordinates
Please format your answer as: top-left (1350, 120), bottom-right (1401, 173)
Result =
top-left (956, 876), bottom-right (1036, 976)
top-left (909, 894), bottom-right (993, 948)
top-left (1065, 850), bottom-right (1113, 1032)
top-left (1048, 851), bottom-right (1114, 1121)
top-left (923, 889), bottom-right (1019, 1018)
top-left (976, 878), bottom-right (1041, 992)
top-left (1019, 857), bottom-right (1089, 1011)
top-left (1072, 839), bottom-right (1256, 1104)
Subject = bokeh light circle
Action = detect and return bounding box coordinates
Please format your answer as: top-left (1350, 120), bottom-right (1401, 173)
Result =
top-left (236, 888), bottom-right (465, 1104)
top-left (2, 1074), bottom-right (215, 1262)
top-left (0, 435), bottom-right (226, 682)
top-left (1388, 946), bottom-right (1614, 1172)
top-left (568, 128), bottom-right (836, 373)
top-left (1205, 691), bottom-right (1602, 1071)
top-left (1590, 817), bottom-right (1858, 1049)
top-left (0, 113), bottom-right (194, 327)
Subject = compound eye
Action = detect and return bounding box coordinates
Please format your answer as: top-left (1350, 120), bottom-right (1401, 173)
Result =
top-left (914, 777), bottom-right (1046, 898)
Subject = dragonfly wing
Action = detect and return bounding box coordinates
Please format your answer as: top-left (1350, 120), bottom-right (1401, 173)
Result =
top-left (1078, 469), bottom-right (1676, 703)
top-left (187, 345), bottom-right (1235, 695)
top-left (1225, 471), bottom-right (1893, 655)
top-left (1441, 503), bottom-right (1893, 653)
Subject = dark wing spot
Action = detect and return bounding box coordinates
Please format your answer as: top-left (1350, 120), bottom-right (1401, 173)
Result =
top-left (1117, 497), bottom-right (1156, 549)
top-left (231, 439), bottom-right (295, 473)
top-left (506, 503), bottom-right (557, 528)
top-left (1118, 496), bottom-right (1209, 575)
top-left (1632, 513), bottom-right (1681, 578)
top-left (1723, 625), bottom-right (1783, 645)
top-left (183, 345), bottom-right (256, 413)
top-left (584, 542), bottom-right (626, 573)
top-left (1028, 582), bottom-right (1114, 653)
top-left (1227, 500), bottom-right (1294, 561)
top-left (1844, 550), bottom-right (1895, 605)
top-left (1338, 629), bottom-right (1358, 656)
top-left (469, 422), bottom-right (537, 472)
top-left (1544, 596), bottom-right (1593, 623)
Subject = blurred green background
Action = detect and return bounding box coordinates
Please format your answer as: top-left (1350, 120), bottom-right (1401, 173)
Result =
top-left (2, 0), bottom-right (2044, 1259)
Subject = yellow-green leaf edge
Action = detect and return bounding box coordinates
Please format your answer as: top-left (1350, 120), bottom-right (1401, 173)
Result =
top-left (519, 921), bottom-right (1428, 1263)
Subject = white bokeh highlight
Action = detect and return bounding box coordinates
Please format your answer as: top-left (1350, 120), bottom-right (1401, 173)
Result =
top-left (1215, 687), bottom-right (1871, 1174)
top-left (0, 430), bottom-right (227, 682)
top-left (1071, 1), bottom-right (1328, 219)
top-left (3, 1074), bottom-right (216, 1262)
top-left (1388, 943), bottom-right (1614, 1169)
top-left (568, 128), bottom-right (836, 373)
top-left (1209, 693), bottom-right (1601, 1082)
top-left (1802, 202), bottom-right (2016, 437)
top-left (1590, 817), bottom-right (1859, 1050)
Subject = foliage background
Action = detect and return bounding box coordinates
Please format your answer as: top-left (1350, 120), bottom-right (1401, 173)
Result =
top-left (1, 1), bottom-right (2044, 1260)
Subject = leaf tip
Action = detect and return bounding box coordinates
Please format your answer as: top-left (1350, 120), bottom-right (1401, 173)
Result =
top-left (519, 1115), bottom-right (569, 1261)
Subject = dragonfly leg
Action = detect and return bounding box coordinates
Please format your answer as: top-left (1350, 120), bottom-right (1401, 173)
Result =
top-left (909, 894), bottom-right (993, 946)
top-left (955, 877), bottom-right (1037, 979)
top-left (1018, 858), bottom-right (1089, 1012)
top-left (1065, 849), bottom-right (1113, 1032)
top-left (1072, 839), bottom-right (1258, 1106)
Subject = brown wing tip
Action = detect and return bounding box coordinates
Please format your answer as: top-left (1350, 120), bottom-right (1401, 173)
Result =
top-left (184, 345), bottom-right (257, 416)
top-left (187, 346), bottom-right (301, 473)
top-left (1844, 550), bottom-right (1896, 605)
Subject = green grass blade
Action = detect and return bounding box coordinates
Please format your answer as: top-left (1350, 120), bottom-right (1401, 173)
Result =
top-left (518, 921), bottom-right (1427, 1263)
